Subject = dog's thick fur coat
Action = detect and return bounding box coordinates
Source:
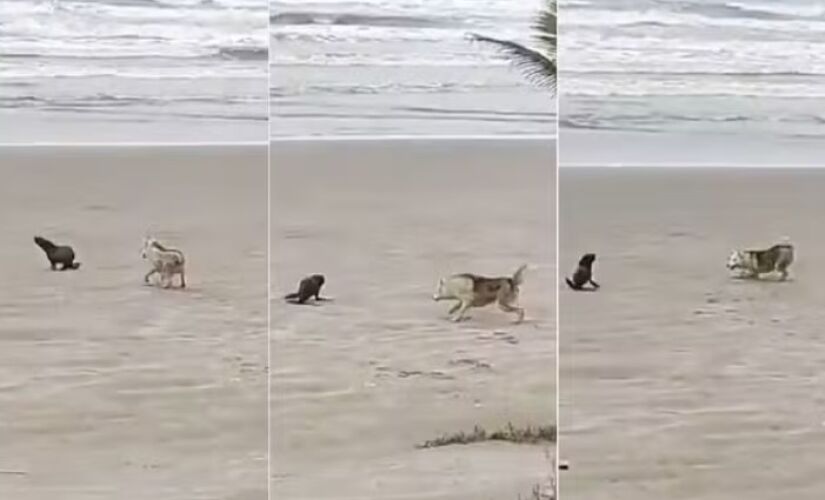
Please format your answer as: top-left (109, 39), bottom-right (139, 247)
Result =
top-left (141, 237), bottom-right (186, 288)
top-left (285, 274), bottom-right (328, 304)
top-left (34, 236), bottom-right (80, 270)
top-left (566, 253), bottom-right (598, 291)
top-left (433, 265), bottom-right (526, 323)
top-left (727, 241), bottom-right (794, 280)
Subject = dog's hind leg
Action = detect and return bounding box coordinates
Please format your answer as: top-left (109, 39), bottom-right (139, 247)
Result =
top-left (499, 301), bottom-right (525, 324)
top-left (179, 269), bottom-right (186, 288)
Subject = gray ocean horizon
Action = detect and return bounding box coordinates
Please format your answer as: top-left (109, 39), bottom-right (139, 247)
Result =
top-left (0, 0), bottom-right (268, 144)
top-left (561, 0), bottom-right (825, 166)
top-left (270, 0), bottom-right (555, 139)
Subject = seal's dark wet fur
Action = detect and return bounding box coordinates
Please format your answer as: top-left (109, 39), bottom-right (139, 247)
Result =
top-left (566, 253), bottom-right (598, 291)
top-left (34, 236), bottom-right (80, 271)
top-left (285, 274), bottom-right (328, 304)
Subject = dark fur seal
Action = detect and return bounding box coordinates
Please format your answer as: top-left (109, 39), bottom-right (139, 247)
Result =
top-left (34, 236), bottom-right (80, 271)
top-left (284, 274), bottom-right (328, 304)
top-left (565, 253), bottom-right (598, 291)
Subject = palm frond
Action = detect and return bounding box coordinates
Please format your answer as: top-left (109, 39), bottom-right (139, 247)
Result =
top-left (469, 33), bottom-right (556, 91)
top-left (533, 3), bottom-right (557, 57)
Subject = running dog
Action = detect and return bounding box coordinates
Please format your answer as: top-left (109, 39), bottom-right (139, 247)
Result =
top-left (433, 265), bottom-right (526, 323)
top-left (566, 253), bottom-right (599, 291)
top-left (34, 236), bottom-right (80, 270)
top-left (727, 239), bottom-right (794, 280)
top-left (141, 236), bottom-right (186, 288)
top-left (284, 274), bottom-right (328, 304)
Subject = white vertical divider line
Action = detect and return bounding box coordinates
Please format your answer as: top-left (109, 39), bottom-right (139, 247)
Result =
top-left (266, 5), bottom-right (273, 498)
top-left (554, 0), bottom-right (562, 496)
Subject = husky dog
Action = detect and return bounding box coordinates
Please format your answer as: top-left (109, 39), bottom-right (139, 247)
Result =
top-left (727, 239), bottom-right (794, 280)
top-left (34, 236), bottom-right (80, 270)
top-left (141, 236), bottom-right (186, 288)
top-left (433, 265), bottom-right (527, 323)
top-left (565, 253), bottom-right (598, 291)
top-left (284, 274), bottom-right (328, 304)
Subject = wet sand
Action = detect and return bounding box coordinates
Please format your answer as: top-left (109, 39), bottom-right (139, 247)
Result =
top-left (271, 139), bottom-right (556, 499)
top-left (560, 168), bottom-right (825, 500)
top-left (0, 146), bottom-right (267, 499)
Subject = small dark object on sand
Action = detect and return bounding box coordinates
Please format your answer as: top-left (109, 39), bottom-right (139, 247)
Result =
top-left (284, 274), bottom-right (329, 304)
top-left (565, 253), bottom-right (598, 291)
top-left (34, 236), bottom-right (80, 271)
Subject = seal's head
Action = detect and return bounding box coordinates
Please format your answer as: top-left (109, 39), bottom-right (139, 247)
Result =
top-left (34, 236), bottom-right (55, 252)
top-left (579, 253), bottom-right (596, 268)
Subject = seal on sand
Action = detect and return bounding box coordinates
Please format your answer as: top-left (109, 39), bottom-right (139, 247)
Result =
top-left (566, 253), bottom-right (598, 291)
top-left (34, 236), bottom-right (80, 271)
top-left (285, 274), bottom-right (328, 304)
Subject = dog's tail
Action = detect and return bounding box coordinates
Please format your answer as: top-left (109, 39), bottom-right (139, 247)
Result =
top-left (512, 264), bottom-right (528, 287)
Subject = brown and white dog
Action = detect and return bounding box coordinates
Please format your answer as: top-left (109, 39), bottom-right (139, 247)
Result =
top-left (727, 239), bottom-right (794, 280)
top-left (433, 265), bottom-right (527, 323)
top-left (141, 236), bottom-right (186, 288)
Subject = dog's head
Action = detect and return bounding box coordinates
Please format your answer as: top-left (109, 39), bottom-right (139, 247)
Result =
top-left (433, 277), bottom-right (447, 301)
top-left (579, 253), bottom-right (596, 268)
top-left (140, 236), bottom-right (157, 259)
top-left (727, 250), bottom-right (746, 270)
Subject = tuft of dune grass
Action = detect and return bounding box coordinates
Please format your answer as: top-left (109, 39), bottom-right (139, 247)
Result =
top-left (416, 422), bottom-right (556, 449)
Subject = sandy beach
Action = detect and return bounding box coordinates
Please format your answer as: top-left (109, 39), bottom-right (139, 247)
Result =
top-left (560, 168), bottom-right (825, 500)
top-left (271, 139), bottom-right (556, 499)
top-left (0, 146), bottom-right (267, 499)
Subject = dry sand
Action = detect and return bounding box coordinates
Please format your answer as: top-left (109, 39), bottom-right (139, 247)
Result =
top-left (560, 168), bottom-right (825, 500)
top-left (0, 146), bottom-right (267, 499)
top-left (271, 139), bottom-right (556, 499)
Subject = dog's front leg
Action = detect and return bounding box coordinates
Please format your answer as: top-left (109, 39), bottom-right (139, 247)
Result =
top-left (179, 269), bottom-right (186, 288)
top-left (452, 301), bottom-right (470, 322)
top-left (144, 268), bottom-right (157, 284)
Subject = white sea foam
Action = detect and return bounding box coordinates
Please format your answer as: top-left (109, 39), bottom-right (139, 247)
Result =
top-left (561, 0), bottom-right (825, 143)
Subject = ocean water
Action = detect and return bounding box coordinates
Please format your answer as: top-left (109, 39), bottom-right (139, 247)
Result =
top-left (561, 0), bottom-right (825, 165)
top-left (269, 0), bottom-right (555, 138)
top-left (0, 0), bottom-right (268, 143)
